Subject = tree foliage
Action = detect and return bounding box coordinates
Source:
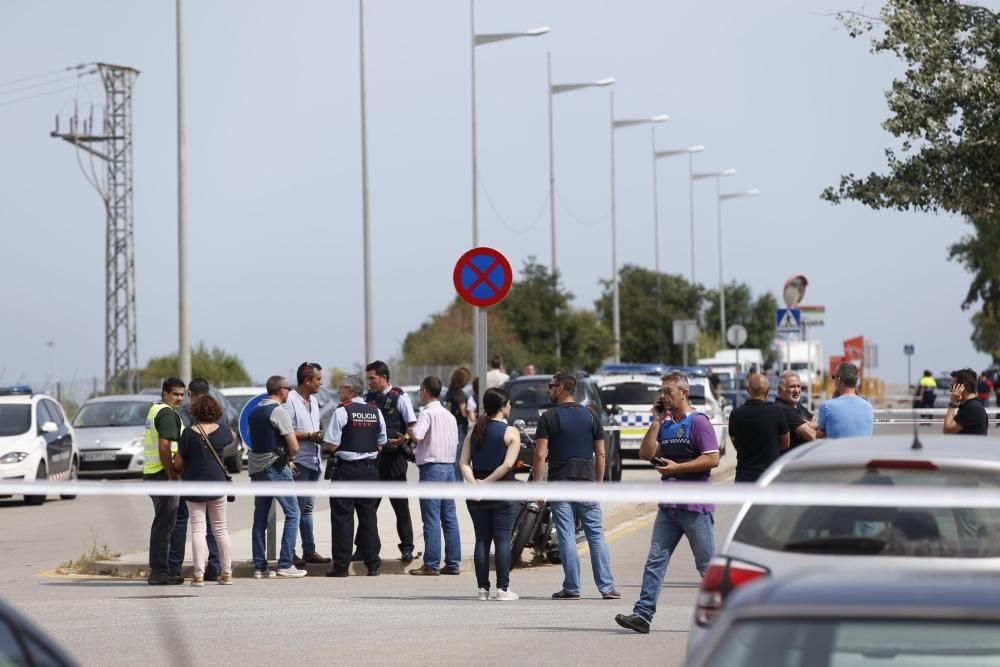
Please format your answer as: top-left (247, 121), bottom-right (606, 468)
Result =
top-left (400, 297), bottom-right (527, 369)
top-left (703, 283), bottom-right (780, 367)
top-left (823, 0), bottom-right (1000, 352)
top-left (139, 342), bottom-right (251, 389)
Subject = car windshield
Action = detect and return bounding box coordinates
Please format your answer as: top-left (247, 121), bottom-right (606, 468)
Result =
top-left (600, 382), bottom-right (658, 406)
top-left (508, 379), bottom-right (585, 408)
top-left (72, 401), bottom-right (151, 428)
top-left (733, 466), bottom-right (1000, 558)
top-left (700, 618), bottom-right (1000, 667)
top-left (225, 394), bottom-right (257, 413)
top-left (0, 404), bottom-right (31, 437)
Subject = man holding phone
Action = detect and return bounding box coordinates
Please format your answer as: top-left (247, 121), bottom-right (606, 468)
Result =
top-left (614, 370), bottom-right (719, 634)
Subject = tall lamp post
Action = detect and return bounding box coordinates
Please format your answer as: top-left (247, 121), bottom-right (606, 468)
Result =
top-left (610, 97), bottom-right (668, 363)
top-left (717, 187), bottom-right (760, 345)
top-left (470, 0), bottom-right (548, 389)
top-left (692, 168), bottom-right (736, 344)
top-left (548, 54), bottom-right (613, 360)
top-left (359, 0), bottom-right (374, 363)
top-left (653, 143), bottom-right (704, 360)
top-left (176, 0), bottom-right (190, 385)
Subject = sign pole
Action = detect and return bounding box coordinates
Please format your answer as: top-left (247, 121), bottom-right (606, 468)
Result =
top-left (683, 341), bottom-right (688, 367)
top-left (476, 308), bottom-right (488, 408)
top-left (734, 343), bottom-right (741, 408)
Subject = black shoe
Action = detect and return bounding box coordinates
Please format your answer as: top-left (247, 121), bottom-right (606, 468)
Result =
top-left (326, 570), bottom-right (348, 578)
top-left (147, 574), bottom-right (172, 585)
top-left (440, 566), bottom-right (461, 575)
top-left (204, 569), bottom-right (220, 583)
top-left (551, 589), bottom-right (581, 600)
top-left (367, 568), bottom-right (380, 577)
top-left (601, 588), bottom-right (621, 600)
top-left (351, 551), bottom-right (362, 562)
top-left (614, 613), bottom-right (650, 634)
top-left (400, 550), bottom-right (414, 563)
top-left (166, 574), bottom-right (185, 585)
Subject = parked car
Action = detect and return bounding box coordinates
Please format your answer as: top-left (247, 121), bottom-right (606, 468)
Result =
top-left (686, 572), bottom-right (1000, 667)
top-left (0, 596), bottom-right (79, 666)
top-left (71, 394), bottom-right (154, 478)
top-left (502, 374), bottom-right (622, 481)
top-left (0, 386), bottom-right (78, 505)
top-left (687, 433), bottom-right (1000, 651)
top-left (180, 386), bottom-right (242, 473)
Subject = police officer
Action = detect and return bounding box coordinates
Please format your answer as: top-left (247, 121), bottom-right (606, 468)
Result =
top-left (143, 377), bottom-right (186, 585)
top-left (363, 360), bottom-right (416, 562)
top-left (533, 372), bottom-right (619, 600)
top-left (323, 375), bottom-right (387, 576)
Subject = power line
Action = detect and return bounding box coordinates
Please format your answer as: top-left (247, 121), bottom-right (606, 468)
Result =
top-left (0, 64), bottom-right (91, 88)
top-left (555, 188), bottom-right (612, 226)
top-left (477, 171), bottom-right (547, 234)
top-left (0, 69), bottom-right (98, 98)
top-left (0, 81), bottom-right (100, 109)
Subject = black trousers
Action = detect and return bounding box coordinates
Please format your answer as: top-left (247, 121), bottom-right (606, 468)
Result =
top-left (331, 458), bottom-right (381, 573)
top-left (145, 472), bottom-right (179, 577)
top-left (375, 451), bottom-right (414, 552)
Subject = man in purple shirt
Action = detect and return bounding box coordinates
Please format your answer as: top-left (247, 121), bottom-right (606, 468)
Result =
top-left (615, 370), bottom-right (719, 634)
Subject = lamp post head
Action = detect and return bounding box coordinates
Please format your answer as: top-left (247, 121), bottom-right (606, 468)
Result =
top-left (720, 188), bottom-right (761, 201)
top-left (593, 77), bottom-right (616, 86)
top-left (688, 145), bottom-right (705, 152)
top-left (525, 26), bottom-right (551, 36)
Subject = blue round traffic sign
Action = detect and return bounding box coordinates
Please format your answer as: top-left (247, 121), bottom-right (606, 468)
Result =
top-left (238, 393), bottom-right (268, 452)
top-left (453, 246), bottom-right (513, 308)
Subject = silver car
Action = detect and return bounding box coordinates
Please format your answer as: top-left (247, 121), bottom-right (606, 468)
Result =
top-left (71, 395), bottom-right (154, 478)
top-left (688, 433), bottom-right (1000, 651)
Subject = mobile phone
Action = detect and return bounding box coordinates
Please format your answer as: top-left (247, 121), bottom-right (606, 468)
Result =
top-left (649, 457), bottom-right (667, 467)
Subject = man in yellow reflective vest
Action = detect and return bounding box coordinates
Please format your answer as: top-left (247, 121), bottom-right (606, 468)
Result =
top-left (143, 378), bottom-right (186, 585)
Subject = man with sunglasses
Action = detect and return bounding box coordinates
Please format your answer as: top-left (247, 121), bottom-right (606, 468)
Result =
top-left (533, 372), bottom-right (619, 601)
top-left (817, 362), bottom-right (873, 439)
top-left (775, 371), bottom-right (817, 449)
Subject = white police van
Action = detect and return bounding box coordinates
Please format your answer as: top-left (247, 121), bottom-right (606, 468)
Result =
top-left (0, 386), bottom-right (79, 505)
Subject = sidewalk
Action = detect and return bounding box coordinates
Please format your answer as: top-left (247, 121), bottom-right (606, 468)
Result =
top-left (89, 454), bottom-right (736, 578)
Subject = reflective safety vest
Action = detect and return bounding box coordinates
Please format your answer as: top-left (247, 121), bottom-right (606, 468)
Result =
top-left (143, 403), bottom-right (182, 475)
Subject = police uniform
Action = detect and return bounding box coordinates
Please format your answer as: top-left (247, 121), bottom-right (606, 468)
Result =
top-left (325, 397), bottom-right (387, 575)
top-left (365, 387), bottom-right (416, 557)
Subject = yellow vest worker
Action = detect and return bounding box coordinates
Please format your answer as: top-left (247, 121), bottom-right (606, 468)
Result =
top-left (142, 403), bottom-right (184, 475)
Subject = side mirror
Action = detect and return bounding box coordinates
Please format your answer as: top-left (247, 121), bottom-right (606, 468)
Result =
top-left (40, 421), bottom-right (58, 434)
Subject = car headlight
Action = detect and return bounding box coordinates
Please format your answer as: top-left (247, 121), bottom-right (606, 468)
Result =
top-left (125, 437), bottom-right (144, 452)
top-left (0, 452), bottom-right (29, 464)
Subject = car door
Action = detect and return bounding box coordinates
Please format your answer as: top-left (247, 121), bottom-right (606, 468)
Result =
top-left (43, 399), bottom-right (73, 476)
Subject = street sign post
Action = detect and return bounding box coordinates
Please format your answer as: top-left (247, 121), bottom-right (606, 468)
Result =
top-left (727, 324), bottom-right (748, 408)
top-left (904, 344), bottom-right (915, 393)
top-left (673, 319), bottom-right (698, 366)
top-left (454, 247), bottom-right (514, 406)
top-left (775, 308), bottom-right (801, 333)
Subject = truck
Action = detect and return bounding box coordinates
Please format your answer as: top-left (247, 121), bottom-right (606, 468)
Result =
top-left (697, 348), bottom-right (765, 391)
top-left (776, 340), bottom-right (823, 389)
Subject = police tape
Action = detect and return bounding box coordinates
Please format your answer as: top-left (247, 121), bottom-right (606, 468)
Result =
top-left (3, 479), bottom-right (1000, 508)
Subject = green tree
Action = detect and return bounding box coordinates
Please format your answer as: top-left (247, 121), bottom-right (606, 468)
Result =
top-left (971, 304), bottom-right (1000, 365)
top-left (595, 264), bottom-right (704, 363)
top-left (823, 0), bottom-right (1000, 351)
top-left (139, 342), bottom-right (252, 389)
top-left (703, 283), bottom-right (780, 367)
top-left (400, 297), bottom-right (527, 369)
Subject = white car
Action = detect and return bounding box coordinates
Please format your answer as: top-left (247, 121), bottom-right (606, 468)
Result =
top-left (72, 394), bottom-right (155, 478)
top-left (0, 386), bottom-right (78, 505)
top-left (598, 374), bottom-right (727, 459)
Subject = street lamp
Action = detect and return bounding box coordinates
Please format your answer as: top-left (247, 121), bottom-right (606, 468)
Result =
top-left (716, 187), bottom-right (760, 347)
top-left (652, 142), bottom-right (704, 360)
top-left (469, 0), bottom-right (548, 394)
top-left (359, 0), bottom-right (374, 363)
top-left (548, 53), bottom-right (613, 360)
top-left (610, 96), bottom-right (669, 363)
top-left (692, 168), bottom-right (735, 345)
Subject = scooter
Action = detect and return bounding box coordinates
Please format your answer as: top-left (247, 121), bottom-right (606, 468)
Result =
top-left (510, 420), bottom-right (561, 566)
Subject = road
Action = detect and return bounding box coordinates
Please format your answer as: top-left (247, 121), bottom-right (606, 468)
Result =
top-left (0, 464), bottom-right (737, 666)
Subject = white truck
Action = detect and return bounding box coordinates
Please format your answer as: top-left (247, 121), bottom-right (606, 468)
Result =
top-left (697, 348), bottom-right (764, 391)
top-left (776, 340), bottom-right (823, 389)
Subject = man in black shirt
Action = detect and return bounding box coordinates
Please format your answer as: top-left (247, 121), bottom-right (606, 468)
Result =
top-left (775, 371), bottom-right (817, 449)
top-left (727, 373), bottom-right (789, 482)
top-left (944, 367), bottom-right (989, 435)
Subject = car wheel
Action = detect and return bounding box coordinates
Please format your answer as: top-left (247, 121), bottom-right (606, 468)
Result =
top-left (60, 456), bottom-right (79, 500)
top-left (24, 461), bottom-right (47, 506)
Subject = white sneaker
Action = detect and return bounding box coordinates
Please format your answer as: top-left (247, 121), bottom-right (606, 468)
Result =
top-left (253, 569), bottom-right (276, 579)
top-left (276, 566), bottom-right (307, 578)
top-left (494, 588), bottom-right (519, 601)
top-left (477, 588), bottom-right (489, 601)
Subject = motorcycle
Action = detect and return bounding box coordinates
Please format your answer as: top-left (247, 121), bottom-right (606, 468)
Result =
top-left (509, 420), bottom-right (561, 566)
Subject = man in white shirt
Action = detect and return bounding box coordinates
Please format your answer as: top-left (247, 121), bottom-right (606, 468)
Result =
top-left (407, 376), bottom-right (462, 576)
top-left (485, 353), bottom-right (510, 389)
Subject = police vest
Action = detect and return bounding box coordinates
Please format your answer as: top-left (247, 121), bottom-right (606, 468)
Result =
top-left (366, 388), bottom-right (407, 440)
top-left (471, 420), bottom-right (514, 481)
top-left (339, 401), bottom-right (381, 454)
top-left (143, 403), bottom-right (182, 475)
top-left (658, 411), bottom-right (709, 481)
top-left (248, 403), bottom-right (284, 455)
top-left (547, 404), bottom-right (597, 462)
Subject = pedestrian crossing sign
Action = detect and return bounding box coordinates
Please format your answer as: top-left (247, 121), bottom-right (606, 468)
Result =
top-left (776, 308), bottom-right (802, 332)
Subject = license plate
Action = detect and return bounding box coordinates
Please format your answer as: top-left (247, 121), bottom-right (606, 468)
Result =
top-left (84, 452), bottom-right (116, 462)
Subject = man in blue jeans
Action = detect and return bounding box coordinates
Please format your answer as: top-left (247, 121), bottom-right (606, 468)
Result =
top-left (247, 375), bottom-right (307, 579)
top-left (615, 370), bottom-right (719, 633)
top-left (533, 372), bottom-right (619, 600)
top-left (407, 376), bottom-right (462, 576)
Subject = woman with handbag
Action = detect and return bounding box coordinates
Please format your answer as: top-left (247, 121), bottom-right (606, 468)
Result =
top-left (459, 387), bottom-right (521, 601)
top-left (174, 394), bottom-right (234, 586)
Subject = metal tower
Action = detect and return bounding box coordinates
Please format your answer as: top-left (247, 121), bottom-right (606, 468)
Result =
top-left (51, 63), bottom-right (140, 393)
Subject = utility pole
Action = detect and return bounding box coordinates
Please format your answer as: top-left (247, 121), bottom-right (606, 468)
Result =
top-left (51, 63), bottom-right (140, 394)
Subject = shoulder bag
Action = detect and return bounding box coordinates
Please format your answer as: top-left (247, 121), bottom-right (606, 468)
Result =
top-left (195, 424), bottom-right (235, 503)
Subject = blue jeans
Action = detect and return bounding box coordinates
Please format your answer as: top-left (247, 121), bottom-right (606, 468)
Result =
top-left (418, 463), bottom-right (461, 570)
top-left (467, 500), bottom-right (519, 590)
top-left (293, 465), bottom-right (321, 555)
top-left (168, 495), bottom-right (220, 576)
top-left (551, 501), bottom-right (615, 595)
top-left (251, 466), bottom-right (300, 570)
top-left (634, 508), bottom-right (715, 623)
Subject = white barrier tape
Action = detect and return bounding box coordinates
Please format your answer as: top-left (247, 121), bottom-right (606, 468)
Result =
top-left (3, 480), bottom-right (1000, 508)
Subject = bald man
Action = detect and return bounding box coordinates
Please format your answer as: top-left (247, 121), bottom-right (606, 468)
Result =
top-left (727, 373), bottom-right (790, 482)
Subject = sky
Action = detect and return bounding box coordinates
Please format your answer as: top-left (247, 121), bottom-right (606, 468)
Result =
top-left (0, 0), bottom-right (991, 390)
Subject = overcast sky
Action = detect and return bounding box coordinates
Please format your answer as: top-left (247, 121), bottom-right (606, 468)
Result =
top-left (1, 0), bottom-right (990, 389)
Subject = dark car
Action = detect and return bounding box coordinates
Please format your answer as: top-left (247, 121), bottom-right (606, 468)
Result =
top-left (502, 374), bottom-right (622, 481)
top-left (0, 596), bottom-right (78, 666)
top-left (686, 572), bottom-right (1000, 666)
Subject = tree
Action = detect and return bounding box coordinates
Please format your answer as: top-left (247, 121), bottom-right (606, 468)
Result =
top-left (703, 283), bottom-right (780, 367)
top-left (822, 0), bottom-right (1000, 351)
top-left (595, 265), bottom-right (704, 363)
top-left (139, 342), bottom-right (251, 389)
top-left (971, 304), bottom-right (1000, 365)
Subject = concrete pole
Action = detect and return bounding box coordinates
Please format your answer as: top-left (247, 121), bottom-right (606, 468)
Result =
top-left (360, 0), bottom-right (373, 363)
top-left (547, 52), bottom-right (561, 362)
top-left (716, 174), bottom-right (726, 346)
top-left (609, 91), bottom-right (621, 363)
top-left (470, 0), bottom-right (481, 380)
top-left (176, 0), bottom-right (191, 385)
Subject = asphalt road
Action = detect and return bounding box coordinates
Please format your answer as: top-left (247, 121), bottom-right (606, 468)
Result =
top-left (0, 464), bottom-right (737, 666)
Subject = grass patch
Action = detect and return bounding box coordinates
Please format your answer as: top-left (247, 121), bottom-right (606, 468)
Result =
top-left (59, 536), bottom-right (121, 575)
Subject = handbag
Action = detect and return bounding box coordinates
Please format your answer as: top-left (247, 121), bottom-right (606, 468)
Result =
top-left (195, 424), bottom-right (235, 503)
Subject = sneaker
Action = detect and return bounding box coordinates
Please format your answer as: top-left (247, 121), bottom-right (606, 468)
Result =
top-left (477, 588), bottom-right (490, 601)
top-left (252, 569), bottom-right (276, 579)
top-left (614, 613), bottom-right (650, 634)
top-left (601, 588), bottom-right (622, 600)
top-left (551, 589), bottom-right (581, 600)
top-left (493, 588), bottom-right (519, 601)
top-left (218, 574), bottom-right (233, 585)
top-left (190, 577), bottom-right (204, 587)
top-left (276, 566), bottom-right (308, 578)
